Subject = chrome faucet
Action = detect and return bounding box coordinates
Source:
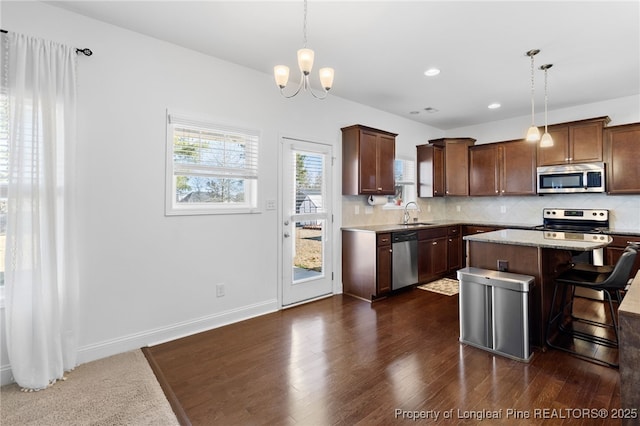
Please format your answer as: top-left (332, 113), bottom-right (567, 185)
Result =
top-left (403, 201), bottom-right (419, 224)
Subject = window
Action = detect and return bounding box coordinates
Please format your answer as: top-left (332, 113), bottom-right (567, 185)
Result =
top-left (386, 157), bottom-right (416, 207)
top-left (166, 112), bottom-right (259, 215)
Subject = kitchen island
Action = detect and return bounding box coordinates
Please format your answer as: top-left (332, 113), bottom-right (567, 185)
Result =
top-left (463, 229), bottom-right (612, 348)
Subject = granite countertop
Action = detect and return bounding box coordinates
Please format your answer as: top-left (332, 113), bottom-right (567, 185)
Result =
top-left (342, 221), bottom-right (640, 237)
top-left (341, 221), bottom-right (536, 233)
top-left (464, 228), bottom-right (612, 251)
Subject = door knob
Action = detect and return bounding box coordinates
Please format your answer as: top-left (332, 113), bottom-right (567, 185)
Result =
top-left (284, 232), bottom-right (290, 238)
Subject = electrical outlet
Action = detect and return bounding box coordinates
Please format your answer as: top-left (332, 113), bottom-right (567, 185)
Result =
top-left (354, 205), bottom-right (360, 215)
top-left (497, 260), bottom-right (509, 272)
top-left (500, 205), bottom-right (506, 213)
top-left (456, 205), bottom-right (461, 212)
top-left (216, 283), bottom-right (225, 297)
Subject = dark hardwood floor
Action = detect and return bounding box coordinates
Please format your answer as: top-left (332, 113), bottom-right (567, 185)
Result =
top-left (145, 288), bottom-right (622, 425)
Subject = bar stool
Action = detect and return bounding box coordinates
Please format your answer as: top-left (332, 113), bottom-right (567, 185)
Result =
top-left (546, 246), bottom-right (637, 367)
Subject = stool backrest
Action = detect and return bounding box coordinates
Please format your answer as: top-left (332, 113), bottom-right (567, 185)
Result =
top-left (601, 248), bottom-right (637, 289)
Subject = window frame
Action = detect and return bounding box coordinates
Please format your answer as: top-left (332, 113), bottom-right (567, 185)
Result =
top-left (165, 111), bottom-right (261, 216)
top-left (384, 157), bottom-right (416, 209)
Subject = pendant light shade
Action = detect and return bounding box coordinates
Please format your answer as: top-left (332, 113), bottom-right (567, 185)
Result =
top-left (526, 126), bottom-right (541, 142)
top-left (540, 132), bottom-right (554, 148)
top-left (539, 63), bottom-right (554, 148)
top-left (525, 49), bottom-right (541, 142)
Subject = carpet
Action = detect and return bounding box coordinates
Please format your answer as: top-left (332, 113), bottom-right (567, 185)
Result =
top-left (417, 278), bottom-right (459, 296)
top-left (0, 349), bottom-right (179, 426)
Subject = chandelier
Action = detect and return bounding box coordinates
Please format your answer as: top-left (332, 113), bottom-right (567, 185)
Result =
top-left (273, 0), bottom-right (334, 99)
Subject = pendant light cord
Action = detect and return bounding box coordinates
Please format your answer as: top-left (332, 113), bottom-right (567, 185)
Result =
top-left (530, 54), bottom-right (536, 126)
top-left (544, 67), bottom-right (549, 133)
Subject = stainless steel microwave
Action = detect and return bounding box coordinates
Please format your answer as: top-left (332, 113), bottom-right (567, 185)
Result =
top-left (537, 162), bottom-right (605, 194)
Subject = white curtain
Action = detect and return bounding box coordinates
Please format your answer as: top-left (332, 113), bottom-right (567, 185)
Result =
top-left (1, 32), bottom-right (79, 390)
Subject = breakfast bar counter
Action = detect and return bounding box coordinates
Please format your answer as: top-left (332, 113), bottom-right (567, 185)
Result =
top-left (463, 229), bottom-right (612, 349)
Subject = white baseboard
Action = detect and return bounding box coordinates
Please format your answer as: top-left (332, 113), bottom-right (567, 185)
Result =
top-left (0, 299), bottom-right (279, 386)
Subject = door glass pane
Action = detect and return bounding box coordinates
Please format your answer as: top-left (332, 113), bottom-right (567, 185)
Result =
top-left (293, 220), bottom-right (324, 282)
top-left (292, 150), bottom-right (325, 283)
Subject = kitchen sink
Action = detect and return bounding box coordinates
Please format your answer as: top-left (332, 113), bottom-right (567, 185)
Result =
top-left (397, 222), bottom-right (433, 226)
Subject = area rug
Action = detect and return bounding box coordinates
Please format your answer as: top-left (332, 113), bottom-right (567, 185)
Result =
top-left (0, 349), bottom-right (179, 426)
top-left (417, 278), bottom-right (459, 296)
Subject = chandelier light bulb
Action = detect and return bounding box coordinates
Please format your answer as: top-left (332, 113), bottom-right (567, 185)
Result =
top-left (274, 65), bottom-right (290, 88)
top-left (297, 48), bottom-right (314, 74)
top-left (319, 67), bottom-right (334, 91)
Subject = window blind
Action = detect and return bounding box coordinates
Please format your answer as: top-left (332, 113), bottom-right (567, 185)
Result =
top-left (168, 113), bottom-right (258, 180)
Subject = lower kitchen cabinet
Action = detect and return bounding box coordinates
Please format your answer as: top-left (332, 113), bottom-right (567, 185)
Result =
top-left (447, 226), bottom-right (462, 273)
top-left (376, 234), bottom-right (392, 294)
top-left (342, 230), bottom-right (391, 301)
top-left (418, 227), bottom-right (448, 283)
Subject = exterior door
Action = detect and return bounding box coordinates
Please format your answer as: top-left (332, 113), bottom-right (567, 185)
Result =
top-left (281, 137), bottom-right (333, 306)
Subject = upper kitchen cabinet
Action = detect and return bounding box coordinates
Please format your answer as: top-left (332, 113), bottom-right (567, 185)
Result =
top-left (537, 116), bottom-right (610, 166)
top-left (469, 139), bottom-right (537, 196)
top-left (416, 143), bottom-right (445, 197)
top-left (342, 125), bottom-right (397, 196)
top-left (428, 138), bottom-right (476, 196)
top-left (605, 122), bottom-right (640, 194)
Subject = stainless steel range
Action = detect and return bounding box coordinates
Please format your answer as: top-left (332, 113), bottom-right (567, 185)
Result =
top-left (536, 208), bottom-right (610, 266)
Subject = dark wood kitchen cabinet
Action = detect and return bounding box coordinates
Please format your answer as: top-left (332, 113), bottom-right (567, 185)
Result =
top-left (418, 227), bottom-right (448, 283)
top-left (469, 139), bottom-right (537, 196)
top-left (604, 122), bottom-right (640, 194)
top-left (416, 143), bottom-right (445, 197)
top-left (447, 226), bottom-right (462, 273)
top-left (342, 230), bottom-right (391, 301)
top-left (342, 125), bottom-right (397, 195)
top-left (428, 137), bottom-right (476, 196)
top-left (537, 116), bottom-right (610, 166)
top-left (376, 234), bottom-right (392, 294)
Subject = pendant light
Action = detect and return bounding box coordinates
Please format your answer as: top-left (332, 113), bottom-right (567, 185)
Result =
top-left (539, 64), bottom-right (554, 148)
top-left (525, 49), bottom-right (541, 142)
top-left (274, 0), bottom-right (334, 99)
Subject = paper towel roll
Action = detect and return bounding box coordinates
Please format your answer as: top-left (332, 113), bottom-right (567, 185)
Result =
top-left (367, 195), bottom-right (387, 206)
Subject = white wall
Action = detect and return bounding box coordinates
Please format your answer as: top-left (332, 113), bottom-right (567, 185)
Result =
top-left (0, 1), bottom-right (441, 384)
top-left (447, 95), bottom-right (640, 145)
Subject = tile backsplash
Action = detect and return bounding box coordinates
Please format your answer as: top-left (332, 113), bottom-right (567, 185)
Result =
top-left (342, 194), bottom-right (640, 232)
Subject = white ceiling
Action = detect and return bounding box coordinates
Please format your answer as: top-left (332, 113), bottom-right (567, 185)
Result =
top-left (48, 1), bottom-right (639, 130)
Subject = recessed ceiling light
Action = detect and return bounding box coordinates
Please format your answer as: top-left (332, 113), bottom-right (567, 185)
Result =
top-left (488, 103), bottom-right (501, 109)
top-left (409, 111), bottom-right (420, 115)
top-left (424, 68), bottom-right (440, 77)
top-left (424, 107), bottom-right (439, 113)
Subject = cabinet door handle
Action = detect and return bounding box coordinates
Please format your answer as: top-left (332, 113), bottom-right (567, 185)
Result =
top-left (377, 187), bottom-right (383, 191)
top-left (432, 241), bottom-right (438, 245)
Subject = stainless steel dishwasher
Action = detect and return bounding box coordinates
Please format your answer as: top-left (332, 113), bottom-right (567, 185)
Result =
top-left (391, 232), bottom-right (418, 290)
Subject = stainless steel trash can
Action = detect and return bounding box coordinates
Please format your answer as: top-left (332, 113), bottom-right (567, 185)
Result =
top-left (457, 267), bottom-right (534, 362)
